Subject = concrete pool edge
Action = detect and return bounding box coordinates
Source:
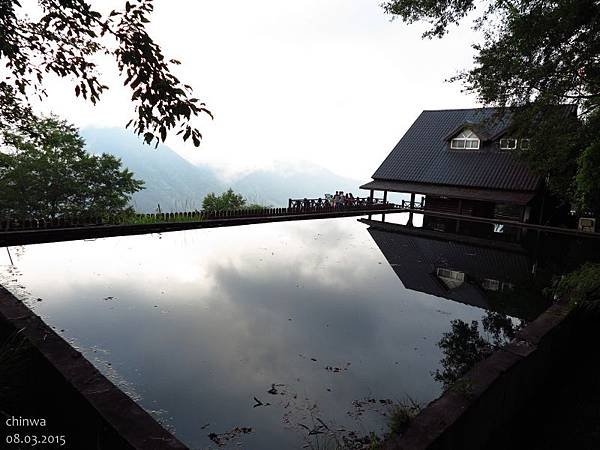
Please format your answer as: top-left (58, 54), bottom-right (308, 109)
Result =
top-left (382, 298), bottom-right (573, 450)
top-left (0, 285), bottom-right (188, 450)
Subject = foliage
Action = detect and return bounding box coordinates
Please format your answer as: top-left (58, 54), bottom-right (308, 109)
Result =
top-left (387, 398), bottom-right (421, 436)
top-left (575, 119), bottom-right (600, 213)
top-left (433, 319), bottom-right (492, 389)
top-left (481, 311), bottom-right (518, 346)
top-left (0, 116), bottom-right (144, 219)
top-left (0, 0), bottom-right (211, 146)
top-left (202, 188), bottom-right (246, 212)
top-left (246, 203), bottom-right (269, 210)
top-left (434, 312), bottom-right (519, 389)
top-left (201, 188), bottom-right (269, 212)
top-left (0, 329), bottom-right (35, 411)
top-left (552, 263), bottom-right (600, 308)
top-left (382, 0), bottom-right (600, 212)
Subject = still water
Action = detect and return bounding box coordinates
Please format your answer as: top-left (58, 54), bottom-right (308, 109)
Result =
top-left (0, 217), bottom-right (554, 449)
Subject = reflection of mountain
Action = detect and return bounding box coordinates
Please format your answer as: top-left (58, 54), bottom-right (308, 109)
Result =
top-left (366, 221), bottom-right (535, 317)
top-left (82, 128), bottom-right (360, 212)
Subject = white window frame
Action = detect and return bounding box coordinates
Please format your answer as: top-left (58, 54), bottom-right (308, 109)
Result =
top-left (499, 138), bottom-right (518, 150)
top-left (482, 278), bottom-right (500, 291)
top-left (451, 129), bottom-right (480, 150)
top-left (436, 268), bottom-right (465, 282)
top-left (501, 282), bottom-right (515, 292)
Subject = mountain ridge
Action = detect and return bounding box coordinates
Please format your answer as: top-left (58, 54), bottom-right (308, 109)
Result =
top-left (82, 128), bottom-right (362, 212)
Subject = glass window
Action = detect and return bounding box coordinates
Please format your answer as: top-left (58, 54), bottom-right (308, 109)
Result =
top-left (501, 282), bottom-right (515, 291)
top-left (520, 139), bottom-right (530, 149)
top-left (451, 129), bottom-right (480, 150)
top-left (482, 278), bottom-right (500, 291)
top-left (436, 268), bottom-right (465, 281)
top-left (499, 138), bottom-right (518, 150)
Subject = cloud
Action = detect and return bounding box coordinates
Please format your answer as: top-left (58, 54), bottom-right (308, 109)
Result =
top-left (31, 0), bottom-right (480, 181)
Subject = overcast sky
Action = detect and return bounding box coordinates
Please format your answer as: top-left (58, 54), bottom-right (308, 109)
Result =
top-left (36, 0), bottom-right (480, 181)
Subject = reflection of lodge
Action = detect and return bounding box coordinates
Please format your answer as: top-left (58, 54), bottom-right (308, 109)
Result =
top-left (422, 212), bottom-right (522, 241)
top-left (364, 220), bottom-right (534, 318)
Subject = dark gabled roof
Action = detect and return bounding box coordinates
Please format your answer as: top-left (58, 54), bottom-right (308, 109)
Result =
top-left (371, 108), bottom-right (540, 192)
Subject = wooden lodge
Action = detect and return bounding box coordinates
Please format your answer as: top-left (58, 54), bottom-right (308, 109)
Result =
top-left (360, 107), bottom-right (572, 237)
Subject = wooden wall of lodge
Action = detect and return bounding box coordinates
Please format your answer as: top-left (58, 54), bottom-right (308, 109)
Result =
top-left (424, 196), bottom-right (524, 222)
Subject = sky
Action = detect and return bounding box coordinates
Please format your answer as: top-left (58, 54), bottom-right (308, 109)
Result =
top-left (34, 0), bottom-right (481, 181)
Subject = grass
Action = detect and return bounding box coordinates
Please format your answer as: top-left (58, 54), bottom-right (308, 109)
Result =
top-left (0, 327), bottom-right (36, 417)
top-left (387, 398), bottom-right (422, 436)
top-left (304, 432), bottom-right (381, 450)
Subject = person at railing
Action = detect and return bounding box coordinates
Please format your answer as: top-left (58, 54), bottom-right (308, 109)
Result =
top-left (348, 193), bottom-right (355, 206)
top-left (333, 191), bottom-right (341, 208)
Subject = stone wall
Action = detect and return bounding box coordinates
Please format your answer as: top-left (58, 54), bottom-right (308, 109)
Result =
top-left (383, 299), bottom-right (574, 450)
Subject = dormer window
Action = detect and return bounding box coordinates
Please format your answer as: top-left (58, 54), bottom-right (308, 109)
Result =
top-left (499, 138), bottom-right (518, 150)
top-left (450, 129), bottom-right (480, 150)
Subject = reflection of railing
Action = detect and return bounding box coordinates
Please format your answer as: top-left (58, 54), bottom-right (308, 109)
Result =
top-left (400, 199), bottom-right (424, 209)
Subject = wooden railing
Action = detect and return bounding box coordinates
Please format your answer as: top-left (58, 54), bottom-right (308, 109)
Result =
top-left (0, 201), bottom-right (399, 232)
top-left (400, 199), bottom-right (425, 209)
top-left (288, 197), bottom-right (391, 209)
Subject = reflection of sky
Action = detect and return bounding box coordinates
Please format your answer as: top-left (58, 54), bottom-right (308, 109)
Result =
top-left (0, 218), bottom-right (486, 449)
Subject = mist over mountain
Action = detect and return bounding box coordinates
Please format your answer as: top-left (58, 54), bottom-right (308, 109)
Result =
top-left (232, 162), bottom-right (362, 207)
top-left (82, 128), bottom-right (362, 212)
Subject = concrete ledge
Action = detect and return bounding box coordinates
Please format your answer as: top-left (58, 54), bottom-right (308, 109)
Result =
top-left (0, 286), bottom-right (187, 449)
top-left (385, 298), bottom-right (573, 450)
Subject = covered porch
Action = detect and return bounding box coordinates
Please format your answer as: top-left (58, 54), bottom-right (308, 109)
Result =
top-left (360, 179), bottom-right (537, 223)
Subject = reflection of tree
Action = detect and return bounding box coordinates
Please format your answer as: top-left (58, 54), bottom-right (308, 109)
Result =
top-left (482, 311), bottom-right (518, 346)
top-left (434, 312), bottom-right (519, 389)
top-left (483, 280), bottom-right (550, 322)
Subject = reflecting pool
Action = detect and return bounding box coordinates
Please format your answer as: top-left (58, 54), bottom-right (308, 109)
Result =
top-left (0, 217), bottom-right (556, 449)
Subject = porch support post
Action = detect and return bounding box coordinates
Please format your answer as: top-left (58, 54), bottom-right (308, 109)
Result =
top-left (456, 199), bottom-right (463, 232)
top-left (368, 189), bottom-right (375, 219)
top-left (382, 190), bottom-right (388, 222)
top-left (407, 192), bottom-right (416, 226)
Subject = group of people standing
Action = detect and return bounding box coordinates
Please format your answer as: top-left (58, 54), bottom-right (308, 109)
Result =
top-left (327, 191), bottom-right (356, 208)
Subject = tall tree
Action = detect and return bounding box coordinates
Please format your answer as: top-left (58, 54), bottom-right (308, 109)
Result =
top-left (0, 116), bottom-right (144, 219)
top-left (0, 0), bottom-right (211, 146)
top-left (382, 0), bottom-right (600, 212)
